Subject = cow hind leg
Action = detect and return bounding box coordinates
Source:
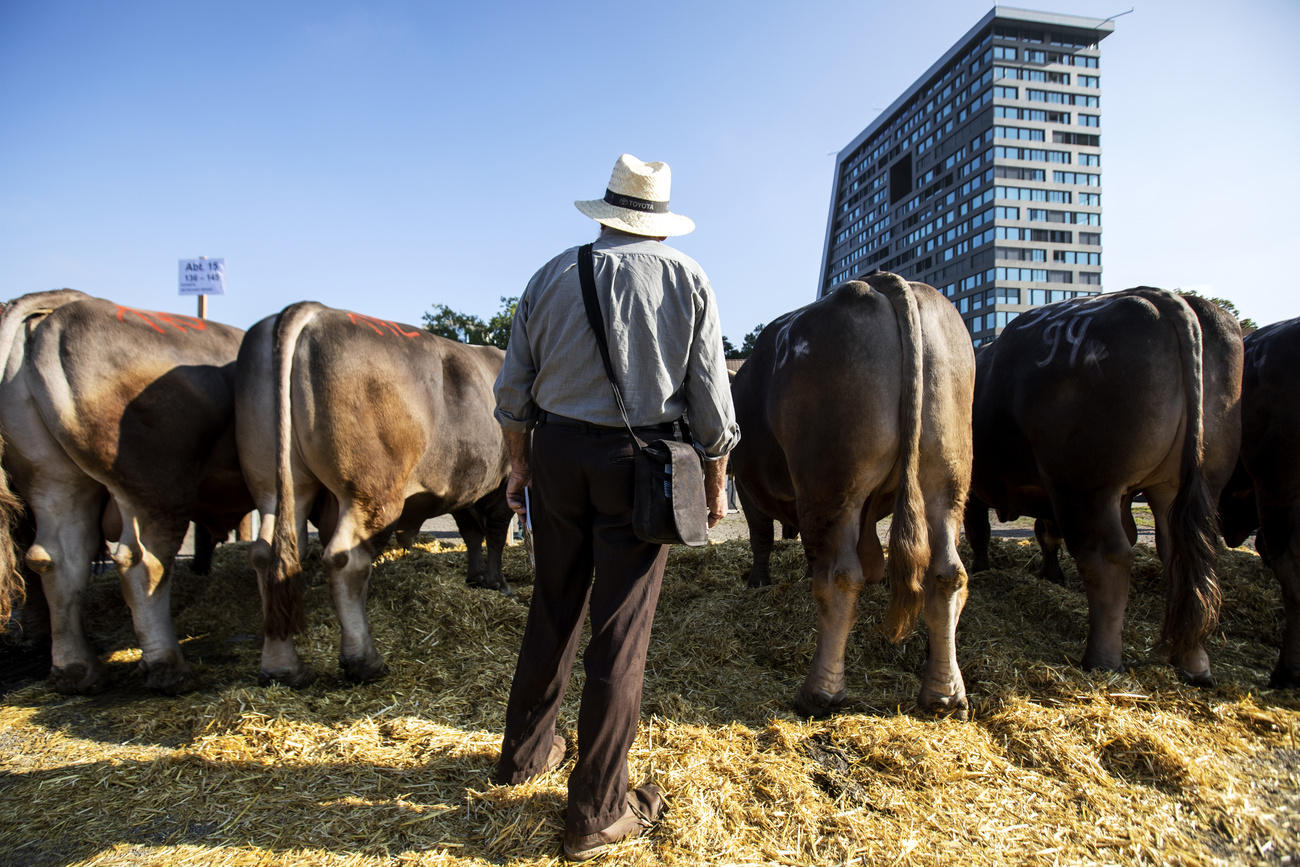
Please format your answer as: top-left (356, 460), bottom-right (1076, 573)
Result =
top-left (481, 490), bottom-right (514, 594)
top-left (1035, 517), bottom-right (1066, 586)
top-left (737, 483), bottom-right (777, 588)
top-left (113, 507), bottom-right (191, 694)
top-left (453, 504), bottom-right (510, 595)
top-left (1058, 493), bottom-right (1133, 673)
top-left (26, 489), bottom-right (105, 693)
top-left (253, 484), bottom-right (318, 688)
top-left (322, 505), bottom-right (389, 683)
top-left (1263, 510), bottom-right (1300, 687)
top-left (1147, 484), bottom-right (1214, 686)
top-left (794, 512), bottom-right (867, 717)
top-left (919, 502), bottom-right (969, 719)
top-left (963, 499), bottom-right (992, 573)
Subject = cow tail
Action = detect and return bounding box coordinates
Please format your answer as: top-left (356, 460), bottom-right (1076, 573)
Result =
top-left (874, 274), bottom-right (930, 643)
top-left (1156, 291), bottom-right (1221, 657)
top-left (0, 442), bottom-right (24, 631)
top-left (265, 303), bottom-right (314, 639)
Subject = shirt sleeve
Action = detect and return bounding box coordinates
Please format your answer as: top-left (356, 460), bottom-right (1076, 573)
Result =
top-left (684, 276), bottom-right (741, 459)
top-left (493, 278), bottom-right (540, 432)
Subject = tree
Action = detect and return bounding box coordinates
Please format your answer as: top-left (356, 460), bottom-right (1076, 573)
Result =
top-left (1178, 290), bottom-right (1258, 334)
top-left (739, 324), bottom-right (765, 358)
top-left (724, 324), bottom-right (766, 360)
top-left (423, 296), bottom-right (518, 348)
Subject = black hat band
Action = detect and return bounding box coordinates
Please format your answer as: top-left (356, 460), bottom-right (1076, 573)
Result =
top-left (603, 189), bottom-right (669, 213)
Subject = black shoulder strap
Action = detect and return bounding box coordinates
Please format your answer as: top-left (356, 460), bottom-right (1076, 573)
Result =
top-left (577, 243), bottom-right (637, 440)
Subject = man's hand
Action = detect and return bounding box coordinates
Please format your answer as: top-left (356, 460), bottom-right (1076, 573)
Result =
top-left (506, 470), bottom-right (530, 519)
top-left (503, 428), bottom-right (531, 519)
top-left (704, 454), bottom-right (729, 529)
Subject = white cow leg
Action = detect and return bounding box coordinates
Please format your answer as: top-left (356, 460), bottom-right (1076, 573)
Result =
top-left (323, 505), bottom-right (387, 683)
top-left (919, 506), bottom-right (969, 718)
top-left (27, 490), bottom-right (103, 693)
top-left (253, 487), bottom-right (318, 687)
top-left (795, 513), bottom-right (868, 717)
top-left (114, 506), bottom-right (190, 693)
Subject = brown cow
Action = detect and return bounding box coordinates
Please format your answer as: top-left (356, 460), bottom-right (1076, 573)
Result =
top-left (966, 288), bottom-right (1242, 684)
top-left (235, 302), bottom-right (512, 686)
top-left (1218, 316), bottom-right (1300, 687)
top-left (730, 272), bottom-right (975, 718)
top-left (0, 290), bottom-right (252, 692)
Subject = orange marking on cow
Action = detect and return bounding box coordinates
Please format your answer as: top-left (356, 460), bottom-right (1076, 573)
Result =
top-left (347, 312), bottom-right (421, 338)
top-left (115, 306), bottom-right (208, 333)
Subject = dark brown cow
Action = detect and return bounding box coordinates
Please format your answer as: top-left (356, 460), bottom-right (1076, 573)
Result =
top-left (730, 272), bottom-right (975, 718)
top-left (235, 302), bottom-right (512, 686)
top-left (1218, 316), bottom-right (1300, 687)
top-left (966, 288), bottom-right (1242, 684)
top-left (0, 290), bottom-right (252, 692)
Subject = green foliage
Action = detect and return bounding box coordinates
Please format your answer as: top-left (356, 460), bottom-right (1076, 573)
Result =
top-left (423, 296), bottom-right (518, 348)
top-left (725, 323), bottom-right (765, 359)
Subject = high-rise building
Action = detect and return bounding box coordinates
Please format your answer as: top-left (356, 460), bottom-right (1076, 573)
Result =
top-left (818, 7), bottom-right (1115, 344)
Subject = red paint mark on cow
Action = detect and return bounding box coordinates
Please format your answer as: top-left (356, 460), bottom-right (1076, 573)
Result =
top-left (347, 312), bottom-right (421, 338)
top-left (115, 306), bottom-right (208, 334)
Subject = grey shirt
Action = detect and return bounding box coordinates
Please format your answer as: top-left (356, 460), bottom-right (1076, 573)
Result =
top-left (494, 230), bottom-right (740, 459)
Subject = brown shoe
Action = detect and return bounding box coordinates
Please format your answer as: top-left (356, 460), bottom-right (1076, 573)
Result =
top-left (562, 784), bottom-right (665, 862)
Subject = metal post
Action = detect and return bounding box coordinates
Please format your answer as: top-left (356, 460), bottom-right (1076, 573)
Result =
top-left (197, 256), bottom-right (208, 319)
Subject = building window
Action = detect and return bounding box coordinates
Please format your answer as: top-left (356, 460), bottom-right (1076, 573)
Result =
top-left (993, 45), bottom-right (1017, 60)
top-left (1053, 171), bottom-right (1100, 186)
top-left (993, 85), bottom-right (1019, 99)
top-left (1078, 113), bottom-right (1100, 127)
top-left (994, 125), bottom-right (1045, 141)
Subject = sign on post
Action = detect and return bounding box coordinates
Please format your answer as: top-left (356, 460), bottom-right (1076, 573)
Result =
top-left (178, 258), bottom-right (225, 296)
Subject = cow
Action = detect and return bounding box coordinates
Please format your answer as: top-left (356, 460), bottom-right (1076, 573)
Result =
top-left (0, 290), bottom-right (252, 693)
top-left (235, 302), bottom-right (513, 686)
top-left (965, 287), bottom-right (1242, 685)
top-left (729, 272), bottom-right (975, 719)
top-left (1218, 316), bottom-right (1300, 687)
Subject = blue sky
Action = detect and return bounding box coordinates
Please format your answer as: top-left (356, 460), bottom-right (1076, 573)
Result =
top-left (3, 0), bottom-right (1297, 341)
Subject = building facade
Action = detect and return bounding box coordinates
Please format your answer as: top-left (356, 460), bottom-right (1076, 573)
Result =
top-left (818, 7), bottom-right (1115, 344)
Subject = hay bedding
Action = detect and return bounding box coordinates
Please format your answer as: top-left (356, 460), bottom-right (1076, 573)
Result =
top-left (0, 528), bottom-right (1297, 866)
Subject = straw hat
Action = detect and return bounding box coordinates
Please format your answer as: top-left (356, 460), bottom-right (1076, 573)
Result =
top-left (575, 153), bottom-right (695, 237)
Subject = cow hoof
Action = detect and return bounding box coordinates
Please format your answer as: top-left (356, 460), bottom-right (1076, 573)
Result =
top-left (793, 687), bottom-right (846, 719)
top-left (919, 689), bottom-right (969, 721)
top-left (48, 663), bottom-right (106, 695)
top-left (141, 660), bottom-right (194, 695)
top-left (743, 569), bottom-right (771, 588)
top-left (1080, 653), bottom-right (1124, 674)
top-left (1268, 665), bottom-right (1300, 689)
top-left (1175, 667), bottom-right (1216, 689)
top-left (258, 665), bottom-right (316, 689)
top-left (341, 656), bottom-right (389, 684)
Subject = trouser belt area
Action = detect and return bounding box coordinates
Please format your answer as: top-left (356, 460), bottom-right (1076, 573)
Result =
top-left (537, 410), bottom-right (677, 438)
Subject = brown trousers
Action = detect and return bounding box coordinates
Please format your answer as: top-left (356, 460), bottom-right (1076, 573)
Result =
top-left (495, 417), bottom-right (670, 836)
